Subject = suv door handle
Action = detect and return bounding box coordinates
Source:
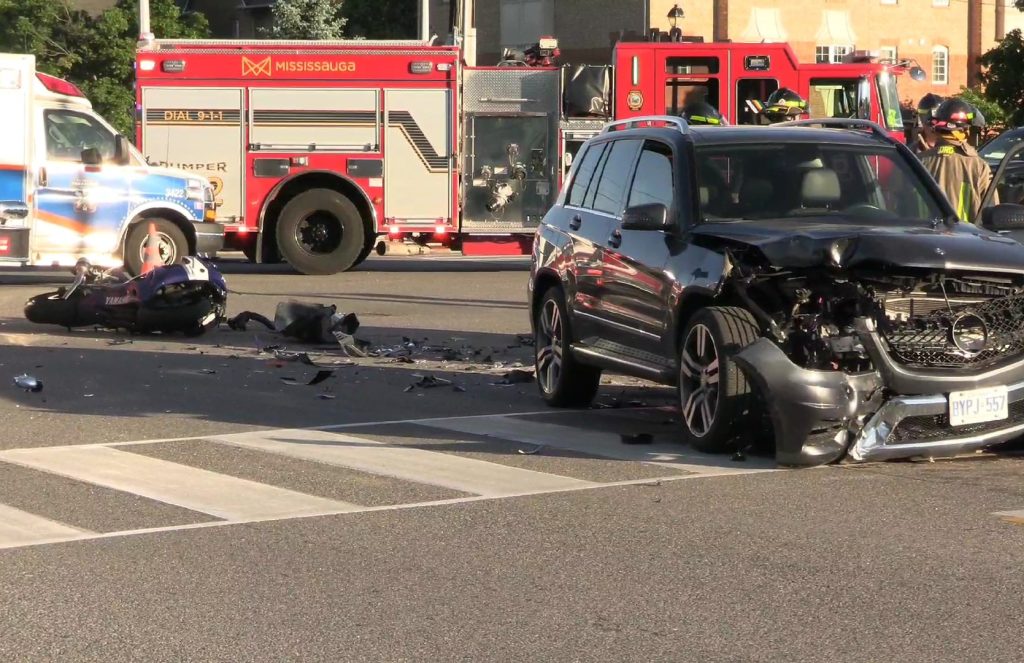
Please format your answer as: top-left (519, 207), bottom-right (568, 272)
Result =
top-left (607, 229), bottom-right (622, 248)
top-left (569, 214), bottom-right (582, 230)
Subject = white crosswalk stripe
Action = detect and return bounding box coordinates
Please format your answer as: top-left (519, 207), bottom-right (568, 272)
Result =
top-left (0, 410), bottom-right (779, 550)
top-left (0, 504), bottom-right (92, 548)
top-left (214, 428), bottom-right (596, 497)
top-left (0, 446), bottom-right (360, 521)
top-left (421, 415), bottom-right (778, 475)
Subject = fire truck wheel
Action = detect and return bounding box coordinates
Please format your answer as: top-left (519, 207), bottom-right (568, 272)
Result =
top-left (124, 218), bottom-right (188, 276)
top-left (276, 189), bottom-right (365, 275)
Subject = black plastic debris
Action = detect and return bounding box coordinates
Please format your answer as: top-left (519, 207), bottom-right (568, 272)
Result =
top-left (515, 333), bottom-right (535, 347)
top-left (307, 370), bottom-right (334, 386)
top-left (391, 356), bottom-right (415, 364)
top-left (411, 374), bottom-right (452, 389)
top-left (13, 374), bottom-right (42, 392)
top-left (107, 338), bottom-right (133, 346)
top-left (452, 384), bottom-right (467, 393)
top-left (493, 369), bottom-right (534, 385)
top-left (403, 385), bottom-right (415, 393)
top-left (198, 368), bottom-right (217, 375)
top-left (274, 301), bottom-right (361, 344)
top-left (517, 444), bottom-right (544, 455)
top-left (227, 311), bottom-right (275, 332)
top-left (317, 392), bottom-right (336, 400)
top-left (620, 433), bottom-right (653, 445)
top-left (274, 350), bottom-right (317, 366)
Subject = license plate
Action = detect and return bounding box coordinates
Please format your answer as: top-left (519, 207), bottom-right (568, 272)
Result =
top-left (948, 386), bottom-right (1009, 427)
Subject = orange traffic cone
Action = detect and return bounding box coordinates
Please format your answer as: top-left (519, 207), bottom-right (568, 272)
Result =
top-left (141, 222), bottom-right (162, 274)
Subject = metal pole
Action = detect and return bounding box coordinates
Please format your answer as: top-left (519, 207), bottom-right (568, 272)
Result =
top-left (138, 0), bottom-right (154, 46)
top-left (420, 0), bottom-right (431, 41)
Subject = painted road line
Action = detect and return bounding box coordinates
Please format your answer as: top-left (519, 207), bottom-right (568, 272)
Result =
top-left (992, 509), bottom-right (1024, 524)
top-left (421, 416), bottom-right (778, 475)
top-left (0, 446), bottom-right (360, 521)
top-left (0, 503), bottom-right (92, 548)
top-left (213, 428), bottom-right (596, 497)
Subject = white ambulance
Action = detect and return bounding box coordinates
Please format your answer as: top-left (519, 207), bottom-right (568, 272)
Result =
top-left (0, 53), bottom-right (223, 273)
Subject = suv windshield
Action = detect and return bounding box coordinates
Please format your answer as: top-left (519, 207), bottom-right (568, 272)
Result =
top-left (979, 129), bottom-right (1024, 162)
top-left (695, 143), bottom-right (943, 224)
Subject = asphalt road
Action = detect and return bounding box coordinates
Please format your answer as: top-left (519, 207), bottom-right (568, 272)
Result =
top-left (0, 253), bottom-right (1022, 662)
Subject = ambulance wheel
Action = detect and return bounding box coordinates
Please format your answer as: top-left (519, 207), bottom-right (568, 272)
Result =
top-left (276, 189), bottom-right (365, 275)
top-left (124, 218), bottom-right (187, 276)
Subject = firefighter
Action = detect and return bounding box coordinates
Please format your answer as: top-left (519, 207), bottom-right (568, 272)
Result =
top-left (681, 101), bottom-right (727, 126)
top-left (919, 98), bottom-right (995, 222)
top-left (912, 93), bottom-right (943, 155)
top-left (760, 88), bottom-right (809, 124)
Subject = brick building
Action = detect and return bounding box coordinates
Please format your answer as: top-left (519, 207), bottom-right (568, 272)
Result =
top-left (474, 0), bottom-right (1024, 104)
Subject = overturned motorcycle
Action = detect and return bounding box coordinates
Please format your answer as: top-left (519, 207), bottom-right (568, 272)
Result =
top-left (25, 257), bottom-right (227, 336)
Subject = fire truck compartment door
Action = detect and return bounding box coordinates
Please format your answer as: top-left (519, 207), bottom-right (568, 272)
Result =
top-left (384, 89), bottom-right (451, 222)
top-left (141, 87), bottom-right (244, 220)
top-left (249, 88), bottom-right (379, 152)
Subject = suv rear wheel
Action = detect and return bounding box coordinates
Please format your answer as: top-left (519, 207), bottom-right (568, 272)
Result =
top-left (679, 306), bottom-right (760, 453)
top-left (535, 287), bottom-right (601, 407)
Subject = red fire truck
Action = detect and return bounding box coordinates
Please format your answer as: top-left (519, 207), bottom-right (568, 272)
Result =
top-left (134, 36), bottom-right (919, 274)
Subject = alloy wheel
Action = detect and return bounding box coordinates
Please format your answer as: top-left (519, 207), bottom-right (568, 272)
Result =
top-left (536, 298), bottom-right (563, 394)
top-left (679, 323), bottom-right (720, 438)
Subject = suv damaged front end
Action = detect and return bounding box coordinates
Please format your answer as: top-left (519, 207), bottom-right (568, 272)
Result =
top-left (704, 225), bottom-right (1024, 466)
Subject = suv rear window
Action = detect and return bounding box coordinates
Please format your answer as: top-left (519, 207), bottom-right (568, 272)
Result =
top-left (567, 143), bottom-right (605, 208)
top-left (592, 139), bottom-right (641, 215)
top-left (695, 143), bottom-right (943, 223)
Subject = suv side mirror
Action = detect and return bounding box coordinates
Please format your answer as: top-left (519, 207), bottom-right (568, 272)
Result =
top-left (0, 200), bottom-right (29, 222)
top-left (621, 203), bottom-right (671, 231)
top-left (81, 147), bottom-right (102, 166)
top-left (981, 203), bottom-right (1024, 231)
top-left (114, 135), bottom-right (131, 166)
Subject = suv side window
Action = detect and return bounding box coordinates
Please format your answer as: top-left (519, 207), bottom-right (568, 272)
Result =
top-left (592, 139), bottom-right (642, 215)
top-left (567, 143), bottom-right (605, 208)
top-left (627, 141), bottom-right (674, 210)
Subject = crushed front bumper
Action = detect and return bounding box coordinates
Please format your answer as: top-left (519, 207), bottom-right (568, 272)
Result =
top-left (734, 317), bottom-right (1024, 466)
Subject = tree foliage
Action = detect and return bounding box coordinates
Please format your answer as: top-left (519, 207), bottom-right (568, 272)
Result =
top-left (978, 29), bottom-right (1024, 127)
top-left (343, 0), bottom-right (418, 39)
top-left (0, 0), bottom-right (207, 136)
top-left (957, 86), bottom-right (1007, 129)
top-left (261, 0), bottom-right (347, 40)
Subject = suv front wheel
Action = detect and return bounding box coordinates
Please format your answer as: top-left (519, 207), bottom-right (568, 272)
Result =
top-left (535, 287), bottom-right (601, 407)
top-left (679, 306), bottom-right (761, 453)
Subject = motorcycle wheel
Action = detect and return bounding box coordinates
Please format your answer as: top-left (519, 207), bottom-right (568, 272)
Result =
top-left (24, 293), bottom-right (82, 327)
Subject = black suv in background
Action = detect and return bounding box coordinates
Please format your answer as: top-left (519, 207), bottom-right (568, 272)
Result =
top-left (529, 117), bottom-right (1024, 466)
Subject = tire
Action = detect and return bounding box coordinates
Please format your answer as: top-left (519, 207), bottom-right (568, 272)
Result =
top-left (534, 286), bottom-right (601, 407)
top-left (678, 306), bottom-right (761, 454)
top-left (276, 189), bottom-right (365, 275)
top-left (352, 237), bottom-right (376, 268)
top-left (24, 293), bottom-right (81, 327)
top-left (124, 218), bottom-right (188, 276)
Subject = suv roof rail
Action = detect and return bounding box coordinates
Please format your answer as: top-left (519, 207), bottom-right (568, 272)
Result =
top-left (772, 118), bottom-right (895, 143)
top-left (602, 115), bottom-right (689, 134)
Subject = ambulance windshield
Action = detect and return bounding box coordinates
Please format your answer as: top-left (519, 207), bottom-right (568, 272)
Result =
top-left (876, 73), bottom-right (904, 131)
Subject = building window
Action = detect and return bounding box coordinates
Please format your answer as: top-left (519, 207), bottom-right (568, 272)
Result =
top-left (815, 45), bottom-right (852, 64)
top-left (500, 0), bottom-right (554, 49)
top-left (880, 46), bottom-right (898, 63)
top-left (932, 45), bottom-right (948, 85)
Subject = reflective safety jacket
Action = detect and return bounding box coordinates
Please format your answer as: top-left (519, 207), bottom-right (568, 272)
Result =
top-left (919, 138), bottom-right (994, 222)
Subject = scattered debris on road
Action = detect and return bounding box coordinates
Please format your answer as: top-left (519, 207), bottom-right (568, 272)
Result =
top-left (492, 368), bottom-right (534, 386)
top-left (226, 311), bottom-right (274, 332)
top-left (13, 374), bottom-right (43, 392)
top-left (517, 444), bottom-right (544, 455)
top-left (620, 433), bottom-right (654, 445)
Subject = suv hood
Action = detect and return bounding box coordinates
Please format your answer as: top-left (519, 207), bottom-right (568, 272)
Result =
top-left (692, 219), bottom-right (1024, 273)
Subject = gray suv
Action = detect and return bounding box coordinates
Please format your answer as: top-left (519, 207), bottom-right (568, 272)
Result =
top-left (529, 116), bottom-right (1024, 466)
